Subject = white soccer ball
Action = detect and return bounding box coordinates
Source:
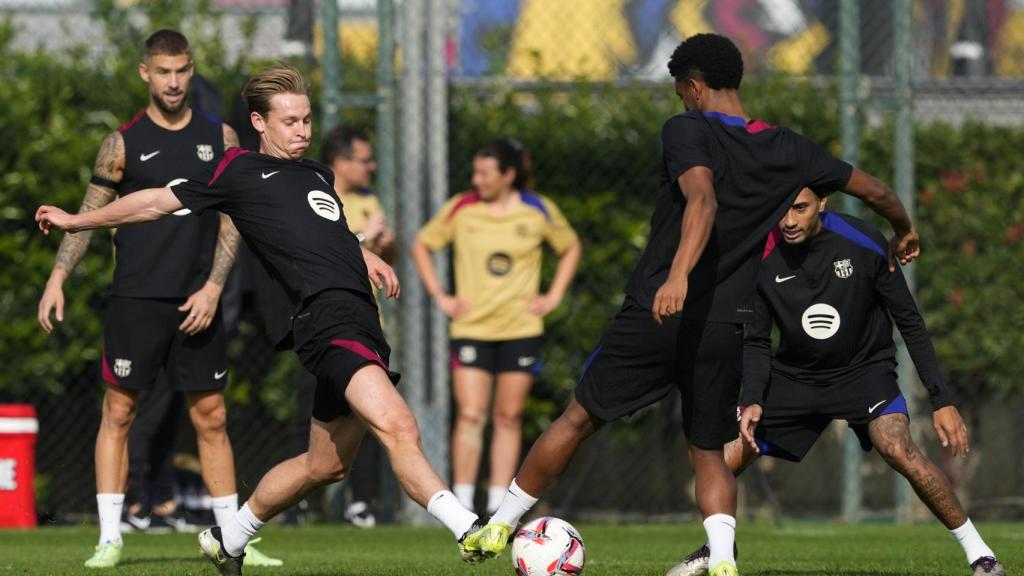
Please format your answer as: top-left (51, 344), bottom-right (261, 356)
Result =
top-left (510, 516), bottom-right (586, 576)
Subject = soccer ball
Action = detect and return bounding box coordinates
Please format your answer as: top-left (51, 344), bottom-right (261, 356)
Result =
top-left (510, 516), bottom-right (586, 576)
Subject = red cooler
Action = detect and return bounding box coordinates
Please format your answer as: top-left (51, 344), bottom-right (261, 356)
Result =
top-left (0, 404), bottom-right (37, 528)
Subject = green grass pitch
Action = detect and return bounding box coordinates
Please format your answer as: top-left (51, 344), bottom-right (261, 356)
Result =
top-left (0, 521), bottom-right (1018, 575)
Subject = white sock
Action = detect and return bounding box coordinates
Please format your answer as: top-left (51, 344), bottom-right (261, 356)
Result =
top-left (97, 493), bottom-right (124, 545)
top-left (491, 479), bottom-right (539, 528)
top-left (453, 483), bottom-right (475, 510)
top-left (427, 490), bottom-right (479, 539)
top-left (704, 514), bottom-right (737, 567)
top-left (950, 519), bottom-right (995, 564)
top-left (211, 494), bottom-right (239, 528)
top-left (486, 485), bottom-right (508, 515)
top-left (220, 502), bottom-right (263, 557)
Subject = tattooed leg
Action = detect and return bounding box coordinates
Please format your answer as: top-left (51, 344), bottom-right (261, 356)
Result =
top-left (868, 413), bottom-right (967, 528)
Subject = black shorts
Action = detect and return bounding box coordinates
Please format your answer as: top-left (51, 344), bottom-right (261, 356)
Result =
top-left (102, 296), bottom-right (228, 392)
top-left (293, 290), bottom-right (400, 423)
top-left (753, 363), bottom-right (908, 462)
top-left (574, 298), bottom-right (743, 449)
top-left (450, 337), bottom-right (543, 375)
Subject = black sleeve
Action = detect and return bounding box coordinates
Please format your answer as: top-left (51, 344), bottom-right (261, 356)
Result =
top-left (795, 132), bottom-right (854, 197)
top-left (873, 257), bottom-right (954, 410)
top-left (741, 287), bottom-right (773, 407)
top-left (662, 115), bottom-right (712, 184)
top-left (169, 175), bottom-right (231, 216)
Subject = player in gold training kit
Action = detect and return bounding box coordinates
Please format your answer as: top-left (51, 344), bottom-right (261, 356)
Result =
top-left (412, 138), bottom-right (581, 515)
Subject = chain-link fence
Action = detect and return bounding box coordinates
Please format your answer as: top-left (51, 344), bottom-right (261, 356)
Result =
top-left (3, 0), bottom-right (1023, 525)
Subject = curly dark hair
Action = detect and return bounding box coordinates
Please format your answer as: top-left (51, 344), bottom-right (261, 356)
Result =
top-left (667, 33), bottom-right (743, 90)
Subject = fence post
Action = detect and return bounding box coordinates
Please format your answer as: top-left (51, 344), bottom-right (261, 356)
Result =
top-left (839, 0), bottom-right (863, 525)
top-left (893, 0), bottom-right (916, 524)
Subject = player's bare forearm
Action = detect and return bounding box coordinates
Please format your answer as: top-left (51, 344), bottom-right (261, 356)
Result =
top-left (843, 168), bottom-right (913, 234)
top-left (68, 188), bottom-right (180, 231)
top-left (51, 184), bottom-right (117, 277)
top-left (223, 123), bottom-right (240, 150)
top-left (546, 239), bottom-right (581, 300)
top-left (207, 214), bottom-right (240, 287)
top-left (52, 131), bottom-right (124, 277)
top-left (410, 238), bottom-right (445, 299)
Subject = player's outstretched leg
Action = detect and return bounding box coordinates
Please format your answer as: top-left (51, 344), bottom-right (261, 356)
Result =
top-left (187, 391), bottom-right (282, 567)
top-left (868, 414), bottom-right (1004, 575)
top-left (341, 366), bottom-right (483, 560)
top-left (200, 401), bottom-right (368, 574)
top-left (463, 397), bottom-right (602, 560)
top-left (668, 436), bottom-right (755, 576)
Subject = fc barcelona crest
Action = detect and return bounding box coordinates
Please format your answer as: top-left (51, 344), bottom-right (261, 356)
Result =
top-left (197, 144), bottom-right (215, 162)
top-left (834, 258), bottom-right (854, 279)
top-left (113, 358), bottom-right (132, 378)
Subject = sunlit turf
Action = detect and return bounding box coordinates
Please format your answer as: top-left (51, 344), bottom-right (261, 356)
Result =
top-left (0, 520), bottom-right (1018, 575)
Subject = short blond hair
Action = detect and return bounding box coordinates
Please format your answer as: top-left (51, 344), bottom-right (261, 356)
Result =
top-left (243, 64), bottom-right (309, 118)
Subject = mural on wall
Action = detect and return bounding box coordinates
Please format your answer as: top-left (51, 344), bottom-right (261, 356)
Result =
top-left (454, 0), bottom-right (1024, 80)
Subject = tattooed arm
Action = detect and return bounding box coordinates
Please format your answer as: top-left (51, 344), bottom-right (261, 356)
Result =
top-left (38, 131), bottom-right (124, 333)
top-left (176, 123), bottom-right (244, 336)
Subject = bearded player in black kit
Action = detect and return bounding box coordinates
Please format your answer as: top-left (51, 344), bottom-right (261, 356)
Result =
top-left (36, 29), bottom-right (277, 569)
top-left (37, 64), bottom-right (484, 575)
top-left (669, 188), bottom-right (1005, 576)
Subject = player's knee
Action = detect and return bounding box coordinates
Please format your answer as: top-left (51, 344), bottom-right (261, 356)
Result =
top-left (378, 416), bottom-right (422, 451)
top-left (456, 408), bottom-right (488, 434)
top-left (491, 406), bottom-right (522, 431)
top-left (102, 395), bottom-right (136, 429)
top-left (559, 403), bottom-right (597, 437)
top-left (192, 403), bottom-right (228, 437)
top-left (874, 434), bottom-right (913, 468)
top-left (306, 455), bottom-right (347, 484)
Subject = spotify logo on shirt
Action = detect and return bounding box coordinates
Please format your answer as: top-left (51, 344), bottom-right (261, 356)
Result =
top-left (308, 190), bottom-right (341, 221)
top-left (801, 303), bottom-right (841, 340)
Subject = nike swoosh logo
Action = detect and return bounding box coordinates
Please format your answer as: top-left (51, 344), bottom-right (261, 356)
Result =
top-left (214, 370), bottom-right (228, 380)
top-left (868, 400), bottom-right (886, 413)
top-left (261, 171), bottom-right (279, 179)
top-left (775, 275), bottom-right (796, 283)
top-left (140, 151), bottom-right (161, 161)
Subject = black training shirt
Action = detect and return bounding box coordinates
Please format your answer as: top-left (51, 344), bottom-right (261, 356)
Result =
top-left (742, 212), bottom-right (952, 410)
top-left (170, 148), bottom-right (374, 346)
top-left (624, 111), bottom-right (853, 323)
top-left (112, 109), bottom-right (223, 298)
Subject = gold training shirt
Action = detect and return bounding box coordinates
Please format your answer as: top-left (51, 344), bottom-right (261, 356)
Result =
top-left (339, 189), bottom-right (384, 234)
top-left (417, 191), bottom-right (578, 340)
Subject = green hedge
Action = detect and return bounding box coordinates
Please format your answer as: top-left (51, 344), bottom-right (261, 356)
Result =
top-left (2, 6), bottom-right (1021, 425)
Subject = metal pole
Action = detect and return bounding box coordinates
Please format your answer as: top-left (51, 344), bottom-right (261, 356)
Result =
top-left (398, 0), bottom-right (430, 525)
top-left (839, 0), bottom-right (862, 524)
top-left (376, 0), bottom-right (396, 226)
top-left (425, 0), bottom-right (451, 496)
top-left (320, 0), bottom-right (341, 132)
top-left (374, 0), bottom-right (400, 526)
top-left (893, 0), bottom-right (916, 524)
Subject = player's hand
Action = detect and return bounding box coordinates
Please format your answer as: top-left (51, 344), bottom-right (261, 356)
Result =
top-left (888, 226), bottom-right (920, 271)
top-left (740, 404), bottom-right (763, 453)
top-left (435, 294), bottom-right (470, 319)
top-left (526, 292), bottom-right (561, 317)
top-left (932, 405), bottom-right (969, 458)
top-left (375, 225), bottom-right (396, 249)
top-left (38, 276), bottom-right (67, 334)
top-left (362, 213), bottom-right (388, 243)
top-left (178, 281), bottom-right (222, 336)
top-left (363, 247), bottom-right (400, 299)
top-left (36, 206), bottom-right (79, 235)
top-left (652, 273), bottom-right (687, 325)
